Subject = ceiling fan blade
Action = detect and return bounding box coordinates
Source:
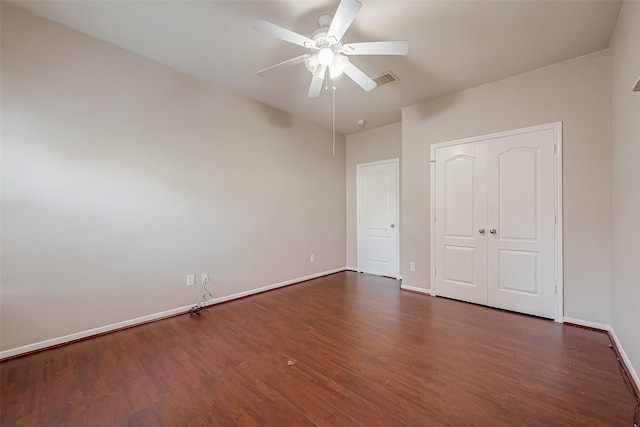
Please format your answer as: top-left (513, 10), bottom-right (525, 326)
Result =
top-left (308, 65), bottom-right (327, 98)
top-left (342, 41), bottom-right (409, 56)
top-left (342, 61), bottom-right (376, 92)
top-left (257, 54), bottom-right (311, 77)
top-left (327, 0), bottom-right (362, 42)
top-left (253, 20), bottom-right (313, 48)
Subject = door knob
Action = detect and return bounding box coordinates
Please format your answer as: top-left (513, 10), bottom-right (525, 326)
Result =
top-left (490, 228), bottom-right (497, 234)
top-left (478, 228), bottom-right (485, 234)
top-left (390, 224), bottom-right (396, 228)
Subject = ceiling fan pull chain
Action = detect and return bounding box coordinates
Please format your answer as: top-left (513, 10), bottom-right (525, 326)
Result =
top-left (332, 83), bottom-right (336, 157)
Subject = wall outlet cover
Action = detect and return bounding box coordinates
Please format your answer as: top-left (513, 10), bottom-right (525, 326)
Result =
top-left (186, 274), bottom-right (195, 286)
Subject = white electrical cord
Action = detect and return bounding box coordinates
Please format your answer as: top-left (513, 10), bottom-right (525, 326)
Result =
top-left (190, 278), bottom-right (213, 314)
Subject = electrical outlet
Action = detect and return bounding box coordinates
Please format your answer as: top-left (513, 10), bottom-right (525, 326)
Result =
top-left (201, 272), bottom-right (209, 285)
top-left (409, 262), bottom-right (416, 272)
top-left (186, 274), bottom-right (195, 286)
top-left (310, 254), bottom-right (315, 263)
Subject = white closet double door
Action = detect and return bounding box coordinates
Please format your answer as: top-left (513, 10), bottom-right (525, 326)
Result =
top-left (432, 124), bottom-right (561, 319)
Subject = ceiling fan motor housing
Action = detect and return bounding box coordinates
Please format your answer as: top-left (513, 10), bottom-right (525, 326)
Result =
top-left (318, 14), bottom-right (333, 29)
top-left (305, 15), bottom-right (345, 73)
top-left (309, 16), bottom-right (342, 51)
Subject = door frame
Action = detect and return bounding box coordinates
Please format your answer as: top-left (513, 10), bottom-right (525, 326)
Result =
top-left (429, 122), bottom-right (563, 322)
top-left (357, 158), bottom-right (400, 279)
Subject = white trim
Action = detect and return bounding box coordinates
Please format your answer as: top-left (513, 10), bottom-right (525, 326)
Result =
top-left (558, 317), bottom-right (639, 390)
top-left (0, 267), bottom-right (347, 360)
top-left (609, 328), bottom-right (640, 391)
top-left (346, 266), bottom-right (358, 272)
top-left (430, 122), bottom-right (562, 149)
top-left (430, 122), bottom-right (563, 321)
top-left (400, 284), bottom-right (432, 295)
top-left (553, 122), bottom-right (564, 323)
top-left (356, 158), bottom-right (400, 279)
top-left (429, 146), bottom-right (437, 297)
top-left (0, 305), bottom-right (193, 360)
top-left (562, 316), bottom-right (611, 331)
top-left (203, 267), bottom-right (346, 305)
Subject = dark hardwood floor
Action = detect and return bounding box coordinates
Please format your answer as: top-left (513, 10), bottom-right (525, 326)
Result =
top-left (1, 271), bottom-right (636, 426)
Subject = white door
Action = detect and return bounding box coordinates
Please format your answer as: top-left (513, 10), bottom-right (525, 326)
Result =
top-left (433, 123), bottom-right (561, 319)
top-left (486, 130), bottom-right (557, 318)
top-left (357, 159), bottom-right (399, 278)
top-left (434, 142), bottom-right (488, 304)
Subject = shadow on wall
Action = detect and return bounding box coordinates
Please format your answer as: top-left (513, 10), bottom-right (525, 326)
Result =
top-left (256, 103), bottom-right (295, 128)
top-left (405, 80), bottom-right (460, 121)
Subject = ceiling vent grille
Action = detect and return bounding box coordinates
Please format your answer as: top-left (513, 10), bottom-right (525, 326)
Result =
top-left (373, 72), bottom-right (399, 88)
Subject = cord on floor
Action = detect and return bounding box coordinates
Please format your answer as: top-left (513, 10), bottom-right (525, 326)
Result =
top-left (190, 280), bottom-right (214, 315)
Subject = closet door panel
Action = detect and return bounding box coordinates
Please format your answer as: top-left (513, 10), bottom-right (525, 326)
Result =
top-left (434, 143), bottom-right (487, 304)
top-left (486, 129), bottom-right (556, 319)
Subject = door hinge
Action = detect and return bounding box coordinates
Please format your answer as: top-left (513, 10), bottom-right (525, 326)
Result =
top-left (554, 144), bottom-right (558, 154)
top-left (555, 284), bottom-right (557, 294)
top-left (554, 214), bottom-right (557, 224)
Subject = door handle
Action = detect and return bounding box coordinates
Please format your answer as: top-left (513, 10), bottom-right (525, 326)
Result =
top-left (478, 228), bottom-right (485, 234)
top-left (490, 228), bottom-right (497, 234)
top-left (390, 224), bottom-right (396, 228)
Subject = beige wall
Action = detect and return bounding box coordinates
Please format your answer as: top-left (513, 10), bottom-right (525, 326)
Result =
top-left (0, 6), bottom-right (346, 353)
top-left (609, 1), bottom-right (640, 382)
top-left (345, 123), bottom-right (401, 269)
top-left (401, 50), bottom-right (611, 324)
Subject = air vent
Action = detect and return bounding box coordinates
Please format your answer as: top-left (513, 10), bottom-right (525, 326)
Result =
top-left (373, 72), bottom-right (399, 88)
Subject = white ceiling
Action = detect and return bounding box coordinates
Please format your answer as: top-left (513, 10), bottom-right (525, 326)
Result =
top-left (9, 0), bottom-right (622, 135)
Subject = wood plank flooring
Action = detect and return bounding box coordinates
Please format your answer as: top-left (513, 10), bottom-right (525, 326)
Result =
top-left (1, 271), bottom-right (636, 426)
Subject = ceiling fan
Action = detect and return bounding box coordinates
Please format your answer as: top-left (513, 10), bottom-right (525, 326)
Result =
top-left (253, 0), bottom-right (409, 98)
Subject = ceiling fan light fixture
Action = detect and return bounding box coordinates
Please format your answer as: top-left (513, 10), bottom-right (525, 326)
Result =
top-left (329, 63), bottom-right (343, 79)
top-left (305, 55), bottom-right (319, 73)
top-left (329, 54), bottom-right (348, 79)
top-left (317, 47), bottom-right (335, 66)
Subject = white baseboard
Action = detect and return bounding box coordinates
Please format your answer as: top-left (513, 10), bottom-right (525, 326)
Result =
top-left (346, 268), bottom-right (401, 281)
top-left (0, 267), bottom-right (347, 360)
top-left (608, 328), bottom-right (640, 392)
top-left (0, 304), bottom-right (193, 360)
top-left (400, 284), bottom-right (432, 295)
top-left (562, 316), bottom-right (612, 331)
top-left (202, 267), bottom-right (346, 306)
top-left (563, 316), bottom-right (639, 392)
